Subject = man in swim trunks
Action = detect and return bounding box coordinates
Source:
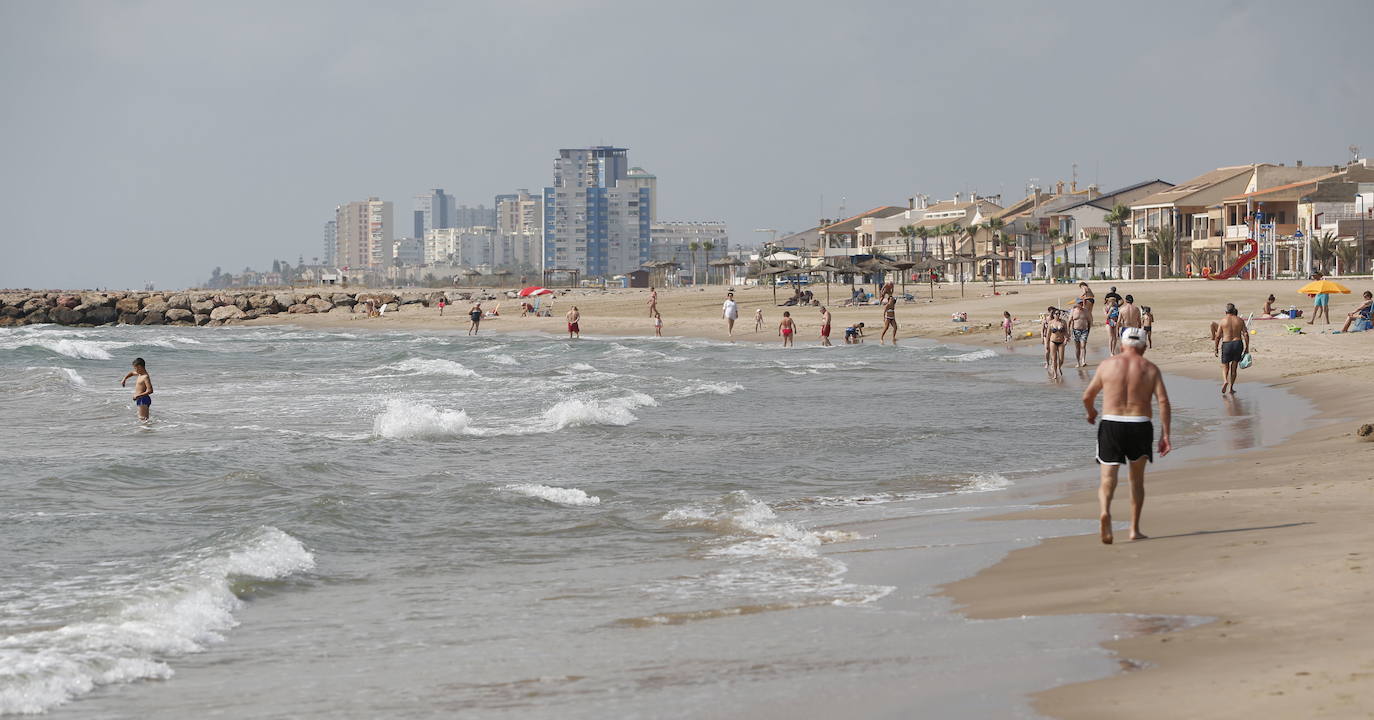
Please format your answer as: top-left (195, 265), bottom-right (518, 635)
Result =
top-left (818, 306), bottom-right (832, 346)
top-left (1082, 327), bottom-right (1172, 544)
top-left (1069, 300), bottom-right (1092, 367)
top-left (778, 311), bottom-right (796, 347)
top-left (1214, 302), bottom-right (1248, 394)
top-left (120, 357), bottom-right (154, 422)
top-left (566, 306), bottom-right (581, 339)
top-left (468, 303), bottom-right (482, 335)
top-left (844, 322), bottom-right (865, 344)
top-left (1308, 273), bottom-right (1330, 325)
top-left (1047, 310), bottom-right (1069, 380)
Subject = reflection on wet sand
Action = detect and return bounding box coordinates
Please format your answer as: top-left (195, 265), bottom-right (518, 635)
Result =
top-left (1222, 395), bottom-right (1258, 450)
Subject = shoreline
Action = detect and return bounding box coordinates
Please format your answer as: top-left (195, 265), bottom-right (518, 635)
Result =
top-left (12, 279), bottom-right (1372, 716)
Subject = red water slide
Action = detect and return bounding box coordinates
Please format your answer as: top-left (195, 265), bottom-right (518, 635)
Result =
top-left (1206, 238), bottom-right (1258, 280)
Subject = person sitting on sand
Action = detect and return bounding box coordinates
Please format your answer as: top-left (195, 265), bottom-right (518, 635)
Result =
top-left (778, 311), bottom-right (796, 347)
top-left (844, 322), bottom-right (865, 343)
top-left (1082, 327), bottom-right (1172, 544)
top-left (1339, 290), bottom-right (1374, 333)
top-left (120, 357), bottom-right (154, 422)
top-left (1261, 294), bottom-right (1276, 317)
top-left (1214, 303), bottom-right (1248, 395)
top-left (566, 306), bottom-right (581, 339)
top-left (818, 306), bottom-right (832, 346)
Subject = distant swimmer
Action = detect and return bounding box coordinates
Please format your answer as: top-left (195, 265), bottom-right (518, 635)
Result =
top-left (722, 292), bottom-right (739, 340)
top-left (1082, 327), bottom-right (1172, 544)
top-left (468, 303), bottom-right (482, 335)
top-left (566, 306), bottom-right (581, 339)
top-left (1214, 302), bottom-right (1248, 394)
top-left (120, 357), bottom-right (153, 422)
top-left (778, 310), bottom-right (796, 347)
top-left (818, 306), bottom-right (832, 346)
top-left (879, 294), bottom-right (897, 345)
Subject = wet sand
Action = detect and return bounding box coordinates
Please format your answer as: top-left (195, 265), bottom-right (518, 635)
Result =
top-left (250, 278), bottom-right (1374, 717)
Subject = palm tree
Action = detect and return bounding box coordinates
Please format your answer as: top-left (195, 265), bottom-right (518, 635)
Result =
top-left (1087, 232), bottom-right (1103, 279)
top-left (1022, 220), bottom-right (1039, 279)
top-left (688, 241), bottom-right (700, 285)
top-left (1335, 242), bottom-right (1359, 275)
top-left (1048, 229), bottom-right (1062, 280)
top-left (1311, 231), bottom-right (1338, 275)
top-left (1103, 204), bottom-right (1131, 279)
top-left (1147, 227), bottom-right (1178, 279)
top-left (898, 225), bottom-right (917, 261)
top-left (702, 240), bottom-right (715, 285)
top-left (916, 225), bottom-right (931, 258)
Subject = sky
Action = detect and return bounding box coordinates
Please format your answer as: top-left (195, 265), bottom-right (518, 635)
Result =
top-left (1, 0), bottom-right (1371, 289)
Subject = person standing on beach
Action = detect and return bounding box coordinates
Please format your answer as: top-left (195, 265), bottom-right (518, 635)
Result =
top-left (1040, 306), bottom-right (1056, 367)
top-left (1078, 282), bottom-right (1096, 315)
top-left (1103, 285), bottom-right (1122, 306)
top-left (818, 306), bottom-right (833, 346)
top-left (1069, 300), bottom-right (1091, 367)
top-left (879, 294), bottom-right (898, 344)
top-left (1215, 303), bottom-right (1248, 394)
top-left (1002, 311), bottom-right (1013, 343)
top-left (647, 287), bottom-right (658, 318)
top-left (1140, 306), bottom-right (1154, 349)
top-left (1105, 298), bottom-right (1122, 355)
top-left (1308, 273), bottom-right (1331, 325)
top-left (778, 311), bottom-right (797, 347)
top-left (722, 292), bottom-right (739, 340)
top-left (653, 309), bottom-right (663, 337)
top-left (754, 308), bottom-right (764, 332)
top-left (120, 357), bottom-right (153, 422)
top-left (1118, 294), bottom-right (1141, 332)
top-left (468, 303), bottom-right (482, 335)
top-left (566, 306), bottom-right (581, 339)
top-left (437, 298), bottom-right (446, 317)
top-left (1047, 310), bottom-right (1069, 380)
top-left (1083, 327), bottom-right (1172, 544)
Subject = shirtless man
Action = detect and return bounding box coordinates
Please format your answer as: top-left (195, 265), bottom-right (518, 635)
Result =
top-left (1214, 303), bottom-right (1248, 394)
top-left (1082, 327), bottom-right (1172, 544)
top-left (565, 306), bottom-right (581, 339)
top-left (1078, 282), bottom-right (1096, 315)
top-left (818, 306), bottom-right (833, 346)
top-left (1069, 300), bottom-right (1092, 367)
top-left (879, 294), bottom-right (898, 345)
top-left (1046, 310), bottom-right (1069, 380)
top-left (778, 311), bottom-right (797, 347)
top-left (120, 357), bottom-right (154, 422)
top-left (1117, 294), bottom-right (1142, 332)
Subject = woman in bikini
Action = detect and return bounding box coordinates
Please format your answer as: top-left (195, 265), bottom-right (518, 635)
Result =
top-left (1047, 311), bottom-right (1069, 380)
top-left (880, 295), bottom-right (898, 345)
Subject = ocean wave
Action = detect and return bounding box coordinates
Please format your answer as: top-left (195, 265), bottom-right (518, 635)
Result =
top-left (663, 491), bottom-right (860, 560)
top-left (25, 366), bottom-right (88, 387)
top-left (9, 338), bottom-right (115, 360)
top-left (783, 473), bottom-right (1013, 508)
top-left (372, 400), bottom-right (474, 438)
top-left (502, 483), bottom-right (602, 507)
top-left (0, 526), bottom-right (313, 715)
top-left (671, 381), bottom-right (743, 398)
top-left (488, 354), bottom-right (520, 366)
top-left (944, 348), bottom-right (998, 362)
top-left (381, 357), bottom-right (480, 378)
top-left (540, 392), bottom-right (657, 431)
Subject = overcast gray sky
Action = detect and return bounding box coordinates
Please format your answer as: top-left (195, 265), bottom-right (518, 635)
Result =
top-left (2, 0), bottom-right (1370, 289)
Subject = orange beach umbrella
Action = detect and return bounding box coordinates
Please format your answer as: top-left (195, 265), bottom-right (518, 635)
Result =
top-left (1297, 280), bottom-right (1351, 295)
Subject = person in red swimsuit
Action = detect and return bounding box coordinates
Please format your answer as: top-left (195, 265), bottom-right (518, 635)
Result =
top-left (818, 306), bottom-right (832, 346)
top-left (778, 311), bottom-right (796, 347)
top-left (565, 306), bottom-right (581, 339)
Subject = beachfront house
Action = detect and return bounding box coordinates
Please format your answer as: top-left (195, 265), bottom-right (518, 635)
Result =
top-left (1298, 161), bottom-right (1374, 275)
top-left (818, 206), bottom-right (909, 258)
top-left (1043, 179), bottom-right (1173, 280)
top-left (1127, 165), bottom-right (1269, 278)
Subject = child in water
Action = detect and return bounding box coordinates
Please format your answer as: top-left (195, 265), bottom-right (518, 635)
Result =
top-left (653, 310), bottom-right (663, 337)
top-left (120, 357), bottom-right (153, 422)
top-left (1002, 311), bottom-right (1013, 342)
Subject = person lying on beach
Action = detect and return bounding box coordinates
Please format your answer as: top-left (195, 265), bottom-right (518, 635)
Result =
top-left (1082, 327), bottom-right (1172, 544)
top-left (1215, 303), bottom-right (1248, 395)
top-left (120, 357), bottom-right (153, 422)
top-left (778, 311), bottom-right (796, 347)
top-left (1339, 291), bottom-right (1373, 333)
top-left (844, 322), bottom-right (865, 344)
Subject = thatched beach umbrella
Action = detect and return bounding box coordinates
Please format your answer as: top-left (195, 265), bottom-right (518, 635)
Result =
top-left (708, 256), bottom-right (745, 286)
top-left (891, 260), bottom-right (917, 296)
top-left (460, 268), bottom-right (482, 287)
top-left (758, 264), bottom-right (791, 305)
top-left (977, 253), bottom-right (1014, 294)
top-left (810, 262), bottom-right (844, 306)
top-left (910, 258), bottom-right (943, 298)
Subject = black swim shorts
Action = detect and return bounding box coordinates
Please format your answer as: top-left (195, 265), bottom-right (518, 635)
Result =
top-left (1220, 339), bottom-right (1244, 364)
top-left (1096, 418), bottom-right (1153, 465)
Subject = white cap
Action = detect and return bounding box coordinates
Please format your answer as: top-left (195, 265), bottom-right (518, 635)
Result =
top-left (1121, 327), bottom-right (1147, 347)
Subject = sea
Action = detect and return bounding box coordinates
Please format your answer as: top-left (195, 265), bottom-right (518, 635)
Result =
top-left (0, 322), bottom-right (1311, 718)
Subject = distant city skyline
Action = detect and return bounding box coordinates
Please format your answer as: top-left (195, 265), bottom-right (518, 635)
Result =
top-left (1, 0), bottom-right (1371, 288)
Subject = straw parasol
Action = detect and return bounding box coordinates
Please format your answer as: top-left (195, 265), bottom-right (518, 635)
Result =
top-left (490, 269), bottom-right (512, 288)
top-left (910, 258), bottom-right (943, 298)
top-left (709, 256), bottom-right (745, 286)
top-left (460, 268), bottom-right (482, 287)
top-left (977, 253), bottom-right (1015, 294)
top-left (758, 264), bottom-right (792, 305)
top-left (810, 262), bottom-right (844, 306)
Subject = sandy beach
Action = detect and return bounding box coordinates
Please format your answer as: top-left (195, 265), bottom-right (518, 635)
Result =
top-left (252, 277), bottom-right (1374, 718)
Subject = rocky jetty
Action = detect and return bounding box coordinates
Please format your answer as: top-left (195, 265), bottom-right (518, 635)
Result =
top-left (0, 289), bottom-right (458, 327)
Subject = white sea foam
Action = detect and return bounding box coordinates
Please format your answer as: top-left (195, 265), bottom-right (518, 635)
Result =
top-left (672, 381), bottom-right (743, 398)
top-left (488, 354), bottom-right (520, 366)
top-left (35, 338), bottom-right (113, 360)
top-left (663, 491), bottom-right (860, 560)
top-left (945, 348), bottom-right (997, 362)
top-left (962, 473), bottom-right (1012, 493)
top-left (539, 392), bottom-right (657, 431)
top-left (565, 362), bottom-right (597, 372)
top-left (383, 357), bottom-right (480, 377)
top-left (502, 483), bottom-right (602, 507)
top-left (372, 400), bottom-right (474, 438)
top-left (0, 526), bottom-right (313, 715)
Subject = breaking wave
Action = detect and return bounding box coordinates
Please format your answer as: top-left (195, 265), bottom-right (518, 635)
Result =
top-left (502, 483), bottom-right (602, 507)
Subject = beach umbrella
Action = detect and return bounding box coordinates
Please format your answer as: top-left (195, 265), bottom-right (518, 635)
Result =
top-left (911, 258), bottom-right (943, 298)
top-left (811, 262), bottom-right (843, 306)
top-left (518, 286), bottom-right (553, 297)
top-left (978, 253), bottom-right (1014, 294)
top-left (1297, 279), bottom-right (1351, 295)
top-left (759, 264), bottom-right (790, 305)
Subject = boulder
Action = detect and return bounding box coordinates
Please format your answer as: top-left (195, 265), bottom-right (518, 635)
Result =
top-left (166, 308), bottom-right (194, 323)
top-left (194, 313), bottom-right (211, 326)
top-left (24, 296), bottom-right (55, 312)
top-left (142, 300), bottom-right (170, 314)
top-left (287, 303), bottom-right (317, 314)
top-left (56, 295), bottom-right (81, 309)
top-left (118, 312), bottom-right (140, 325)
top-left (327, 304), bottom-right (351, 313)
top-left (0, 316), bottom-right (18, 327)
top-left (24, 309), bottom-right (50, 324)
top-left (205, 318), bottom-right (225, 327)
top-left (167, 294), bottom-right (192, 310)
top-left (190, 292), bottom-right (212, 302)
top-left (83, 306), bottom-right (118, 325)
top-left (233, 295), bottom-right (253, 311)
top-left (243, 307), bottom-right (275, 320)
top-left (355, 292), bottom-right (399, 307)
top-left (141, 310), bottom-right (165, 325)
top-left (81, 293), bottom-right (115, 308)
top-left (330, 293), bottom-right (356, 305)
top-left (306, 297), bottom-right (333, 312)
top-left (0, 305), bottom-right (22, 318)
top-left (115, 297), bottom-right (142, 314)
top-left (209, 305), bottom-right (245, 321)
top-left (50, 306), bottom-right (81, 324)
top-left (274, 293), bottom-right (298, 309)
top-left (140, 295), bottom-right (167, 309)
top-left (212, 294), bottom-right (234, 307)
top-left (190, 299), bottom-right (215, 314)
top-left (250, 293), bottom-right (279, 310)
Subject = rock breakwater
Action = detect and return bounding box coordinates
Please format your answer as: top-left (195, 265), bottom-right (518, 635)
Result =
top-left (0, 290), bottom-right (455, 327)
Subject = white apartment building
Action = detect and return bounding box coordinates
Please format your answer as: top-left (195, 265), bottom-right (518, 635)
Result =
top-left (392, 237), bottom-right (424, 266)
top-left (425, 227), bottom-right (495, 267)
top-left (334, 197), bottom-right (394, 270)
top-left (649, 221), bottom-right (729, 263)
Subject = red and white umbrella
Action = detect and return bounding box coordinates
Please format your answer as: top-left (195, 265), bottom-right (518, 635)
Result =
top-left (518, 286), bottom-right (553, 297)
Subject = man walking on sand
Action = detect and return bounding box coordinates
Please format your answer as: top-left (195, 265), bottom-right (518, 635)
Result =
top-left (1118, 294), bottom-right (1142, 331)
top-left (818, 306), bottom-right (833, 346)
top-left (1069, 300), bottom-right (1091, 367)
top-left (566, 306), bottom-right (581, 339)
top-left (120, 357), bottom-right (154, 422)
top-left (1214, 303), bottom-right (1248, 394)
top-left (722, 292), bottom-right (739, 340)
top-left (1082, 327), bottom-right (1172, 544)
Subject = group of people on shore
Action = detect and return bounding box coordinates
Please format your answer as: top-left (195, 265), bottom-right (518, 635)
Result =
top-left (1027, 283), bottom-right (1155, 381)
